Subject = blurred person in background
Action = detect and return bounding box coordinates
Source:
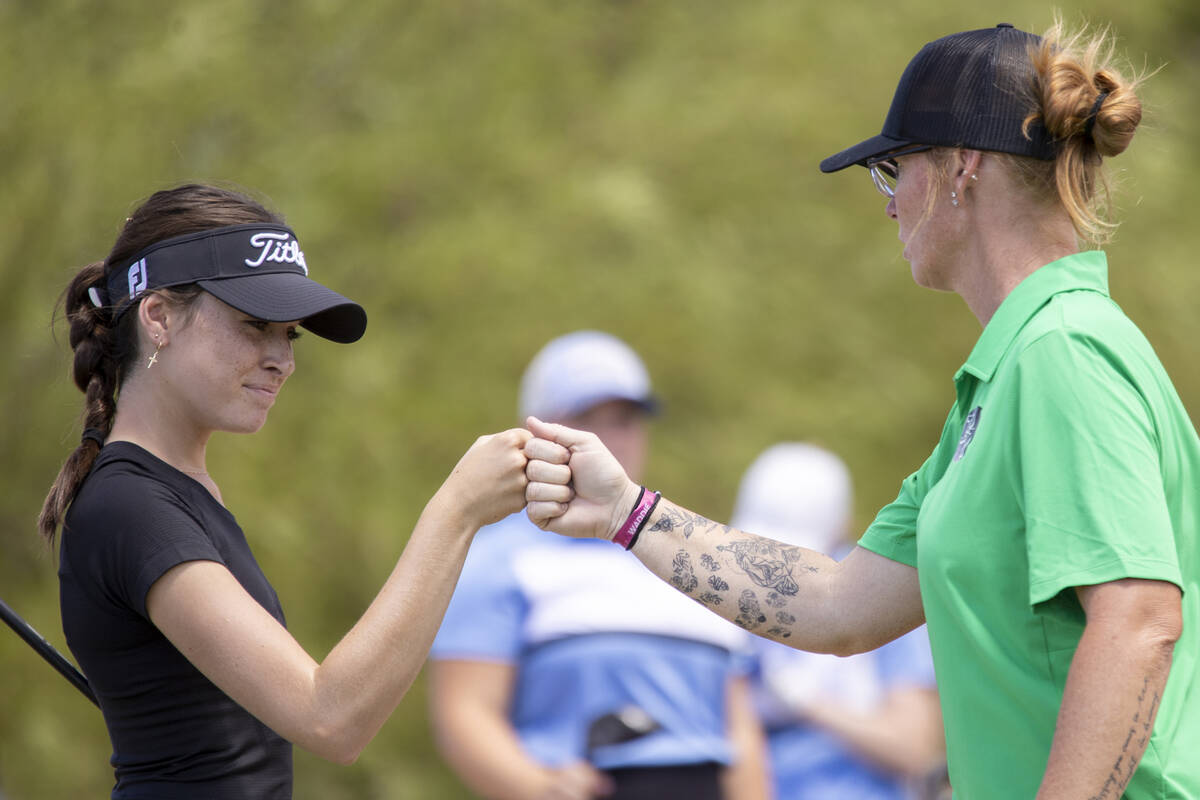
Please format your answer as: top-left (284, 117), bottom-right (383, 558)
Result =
top-left (39, 183), bottom-right (532, 798)
top-left (733, 444), bottom-right (944, 800)
top-left (429, 330), bottom-right (769, 800)
top-left (521, 21), bottom-right (1200, 799)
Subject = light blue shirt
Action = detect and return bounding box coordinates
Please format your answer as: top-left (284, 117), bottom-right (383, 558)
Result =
top-left (432, 513), bottom-right (751, 769)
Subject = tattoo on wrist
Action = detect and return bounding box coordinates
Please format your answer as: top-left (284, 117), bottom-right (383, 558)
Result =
top-left (648, 506), bottom-right (717, 539)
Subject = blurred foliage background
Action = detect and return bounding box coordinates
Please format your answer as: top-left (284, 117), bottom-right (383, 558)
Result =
top-left (1, 0), bottom-right (1197, 797)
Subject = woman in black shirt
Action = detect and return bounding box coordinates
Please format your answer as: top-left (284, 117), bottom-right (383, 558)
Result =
top-left (40, 183), bottom-right (532, 798)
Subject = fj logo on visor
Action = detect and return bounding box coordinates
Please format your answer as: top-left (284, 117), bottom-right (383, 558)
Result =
top-left (127, 258), bottom-right (148, 301)
top-left (245, 232), bottom-right (308, 275)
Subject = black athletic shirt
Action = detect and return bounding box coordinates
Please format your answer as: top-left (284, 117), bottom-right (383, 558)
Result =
top-left (59, 442), bottom-right (292, 799)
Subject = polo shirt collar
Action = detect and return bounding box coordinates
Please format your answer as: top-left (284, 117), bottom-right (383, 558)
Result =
top-left (955, 250), bottom-right (1109, 384)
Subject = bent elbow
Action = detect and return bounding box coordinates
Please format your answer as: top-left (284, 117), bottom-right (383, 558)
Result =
top-left (1139, 591), bottom-right (1184, 654)
top-left (826, 641), bottom-right (860, 658)
top-left (1149, 612), bottom-right (1183, 653)
top-left (314, 736), bottom-right (366, 767)
top-left (1160, 599), bottom-right (1183, 642)
top-left (303, 721), bottom-right (368, 766)
top-left (330, 745), bottom-right (363, 767)
top-left (821, 622), bottom-right (894, 657)
top-left (823, 631), bottom-right (875, 658)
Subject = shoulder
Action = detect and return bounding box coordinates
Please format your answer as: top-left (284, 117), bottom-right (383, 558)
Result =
top-left (1007, 288), bottom-right (1166, 402)
top-left (62, 443), bottom-right (223, 577)
top-left (1020, 289), bottom-right (1148, 357)
top-left (77, 442), bottom-right (191, 494)
top-left (70, 445), bottom-right (174, 520)
top-left (69, 445), bottom-right (204, 532)
top-left (60, 444), bottom-right (228, 617)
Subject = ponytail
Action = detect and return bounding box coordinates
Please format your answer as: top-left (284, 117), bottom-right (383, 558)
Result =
top-left (38, 262), bottom-right (131, 543)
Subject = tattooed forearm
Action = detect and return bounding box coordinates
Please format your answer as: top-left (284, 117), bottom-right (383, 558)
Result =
top-left (635, 500), bottom-right (841, 645)
top-left (717, 538), bottom-right (813, 596)
top-left (1089, 677), bottom-right (1161, 800)
top-left (735, 589), bottom-right (768, 631)
top-left (649, 507), bottom-right (719, 539)
top-left (670, 551), bottom-right (699, 593)
top-left (649, 507), bottom-right (686, 536)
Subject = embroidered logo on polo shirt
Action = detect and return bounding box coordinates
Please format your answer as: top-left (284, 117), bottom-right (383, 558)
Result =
top-left (953, 406), bottom-right (982, 462)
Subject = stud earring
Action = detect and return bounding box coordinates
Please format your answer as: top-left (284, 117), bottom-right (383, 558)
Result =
top-left (970, 174), bottom-right (978, 181)
top-left (951, 191), bottom-right (959, 207)
top-left (147, 338), bottom-right (162, 369)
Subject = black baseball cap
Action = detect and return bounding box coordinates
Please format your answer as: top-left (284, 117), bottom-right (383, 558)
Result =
top-left (101, 223), bottom-right (367, 343)
top-left (820, 23), bottom-right (1056, 173)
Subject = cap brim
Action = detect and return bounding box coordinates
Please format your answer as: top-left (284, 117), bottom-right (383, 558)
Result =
top-left (199, 273), bottom-right (368, 344)
top-left (551, 392), bottom-right (660, 421)
top-left (819, 133), bottom-right (912, 173)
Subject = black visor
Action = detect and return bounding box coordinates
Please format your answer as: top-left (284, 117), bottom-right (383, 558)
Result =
top-left (103, 224), bottom-right (366, 343)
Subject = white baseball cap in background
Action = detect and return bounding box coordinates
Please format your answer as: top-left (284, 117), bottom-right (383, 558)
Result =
top-left (730, 443), bottom-right (853, 555)
top-left (519, 330), bottom-right (658, 422)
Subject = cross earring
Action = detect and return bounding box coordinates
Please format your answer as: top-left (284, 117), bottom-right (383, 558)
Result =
top-left (147, 339), bottom-right (161, 369)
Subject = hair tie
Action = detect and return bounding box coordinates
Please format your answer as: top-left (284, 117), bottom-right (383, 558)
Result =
top-left (1083, 91), bottom-right (1110, 138)
top-left (81, 428), bottom-right (106, 448)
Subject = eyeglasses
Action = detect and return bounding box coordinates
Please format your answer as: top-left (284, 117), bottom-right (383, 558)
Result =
top-left (866, 145), bottom-right (933, 198)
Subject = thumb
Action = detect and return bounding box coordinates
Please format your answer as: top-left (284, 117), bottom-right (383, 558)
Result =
top-left (525, 416), bottom-right (593, 450)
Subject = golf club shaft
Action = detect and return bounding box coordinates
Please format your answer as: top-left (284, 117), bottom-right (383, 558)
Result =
top-left (0, 597), bottom-right (98, 707)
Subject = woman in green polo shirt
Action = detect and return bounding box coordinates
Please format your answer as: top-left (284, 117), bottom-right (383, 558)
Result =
top-left (520, 21), bottom-right (1198, 800)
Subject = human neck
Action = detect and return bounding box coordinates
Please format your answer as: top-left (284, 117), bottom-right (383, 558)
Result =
top-left (955, 208), bottom-right (1079, 327)
top-left (108, 388), bottom-right (212, 476)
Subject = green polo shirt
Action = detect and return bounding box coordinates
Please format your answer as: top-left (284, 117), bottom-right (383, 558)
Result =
top-left (860, 251), bottom-right (1200, 798)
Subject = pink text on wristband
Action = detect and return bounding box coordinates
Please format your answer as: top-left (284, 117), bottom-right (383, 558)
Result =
top-left (613, 487), bottom-right (661, 549)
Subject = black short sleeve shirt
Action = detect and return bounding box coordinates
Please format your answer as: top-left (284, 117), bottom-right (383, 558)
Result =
top-left (59, 442), bottom-right (292, 799)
